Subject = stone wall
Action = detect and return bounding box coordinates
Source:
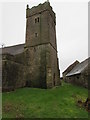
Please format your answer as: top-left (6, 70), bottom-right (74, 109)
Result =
top-left (66, 74), bottom-right (88, 88)
top-left (24, 43), bottom-right (60, 88)
top-left (25, 45), bottom-right (47, 88)
top-left (46, 44), bottom-right (60, 88)
top-left (2, 54), bottom-right (26, 92)
top-left (2, 43), bottom-right (61, 91)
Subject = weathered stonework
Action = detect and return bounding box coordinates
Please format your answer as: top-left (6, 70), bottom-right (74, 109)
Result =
top-left (25, 2), bottom-right (60, 88)
top-left (65, 74), bottom-right (88, 88)
top-left (63, 58), bottom-right (90, 88)
top-left (1, 1), bottom-right (61, 91)
top-left (2, 53), bottom-right (27, 92)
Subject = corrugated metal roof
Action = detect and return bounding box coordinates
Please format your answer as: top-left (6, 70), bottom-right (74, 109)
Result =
top-left (1, 43), bottom-right (25, 55)
top-left (66, 57), bottom-right (90, 77)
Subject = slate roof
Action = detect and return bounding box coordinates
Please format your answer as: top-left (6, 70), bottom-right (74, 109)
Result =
top-left (63, 60), bottom-right (79, 74)
top-left (66, 57), bottom-right (90, 77)
top-left (1, 43), bottom-right (25, 55)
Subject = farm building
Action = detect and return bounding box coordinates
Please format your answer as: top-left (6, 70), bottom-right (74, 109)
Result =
top-left (63, 60), bottom-right (80, 82)
top-left (63, 57), bottom-right (90, 88)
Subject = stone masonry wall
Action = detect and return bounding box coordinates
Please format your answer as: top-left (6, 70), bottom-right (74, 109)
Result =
top-left (25, 2), bottom-right (60, 88)
top-left (2, 57), bottom-right (26, 92)
top-left (66, 74), bottom-right (88, 88)
top-left (24, 45), bottom-right (47, 88)
top-left (46, 44), bottom-right (60, 88)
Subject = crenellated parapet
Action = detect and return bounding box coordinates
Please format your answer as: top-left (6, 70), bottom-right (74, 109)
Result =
top-left (26, 2), bottom-right (56, 24)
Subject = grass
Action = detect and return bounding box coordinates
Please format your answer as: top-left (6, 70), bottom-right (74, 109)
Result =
top-left (2, 81), bottom-right (88, 118)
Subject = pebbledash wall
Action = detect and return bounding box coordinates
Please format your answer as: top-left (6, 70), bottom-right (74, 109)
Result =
top-left (2, 1), bottom-right (61, 92)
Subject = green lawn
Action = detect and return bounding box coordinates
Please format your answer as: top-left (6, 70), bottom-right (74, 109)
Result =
top-left (2, 82), bottom-right (88, 118)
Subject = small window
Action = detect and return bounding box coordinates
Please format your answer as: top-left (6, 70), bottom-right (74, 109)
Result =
top-left (37, 17), bottom-right (39, 22)
top-left (34, 47), bottom-right (36, 52)
top-left (35, 33), bottom-right (38, 37)
top-left (35, 17), bottom-right (39, 23)
top-left (35, 18), bottom-right (37, 23)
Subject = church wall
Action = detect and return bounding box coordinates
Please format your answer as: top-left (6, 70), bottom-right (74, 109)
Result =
top-left (46, 44), bottom-right (60, 88)
top-left (2, 59), bottom-right (26, 92)
top-left (26, 11), bottom-right (49, 47)
top-left (48, 11), bottom-right (56, 50)
top-left (25, 44), bottom-right (47, 88)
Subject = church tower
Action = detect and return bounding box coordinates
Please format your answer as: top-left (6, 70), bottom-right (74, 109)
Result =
top-left (25, 1), bottom-right (61, 88)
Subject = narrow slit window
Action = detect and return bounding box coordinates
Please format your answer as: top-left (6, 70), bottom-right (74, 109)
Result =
top-left (35, 18), bottom-right (37, 23)
top-left (37, 17), bottom-right (39, 22)
top-left (34, 47), bottom-right (36, 52)
top-left (35, 33), bottom-right (38, 37)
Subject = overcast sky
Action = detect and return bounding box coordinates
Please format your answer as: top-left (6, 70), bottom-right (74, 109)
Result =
top-left (0, 0), bottom-right (88, 76)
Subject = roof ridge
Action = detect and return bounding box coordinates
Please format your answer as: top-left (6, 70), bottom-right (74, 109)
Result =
top-left (1, 43), bottom-right (25, 49)
top-left (66, 57), bottom-right (89, 77)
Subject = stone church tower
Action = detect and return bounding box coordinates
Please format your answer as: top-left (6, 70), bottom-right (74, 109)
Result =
top-left (1, 1), bottom-right (61, 91)
top-left (25, 1), bottom-right (61, 88)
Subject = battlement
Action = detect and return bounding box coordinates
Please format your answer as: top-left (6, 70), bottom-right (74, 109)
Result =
top-left (26, 2), bottom-right (56, 24)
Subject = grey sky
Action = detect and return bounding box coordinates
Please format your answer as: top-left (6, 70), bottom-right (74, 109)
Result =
top-left (0, 0), bottom-right (88, 76)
